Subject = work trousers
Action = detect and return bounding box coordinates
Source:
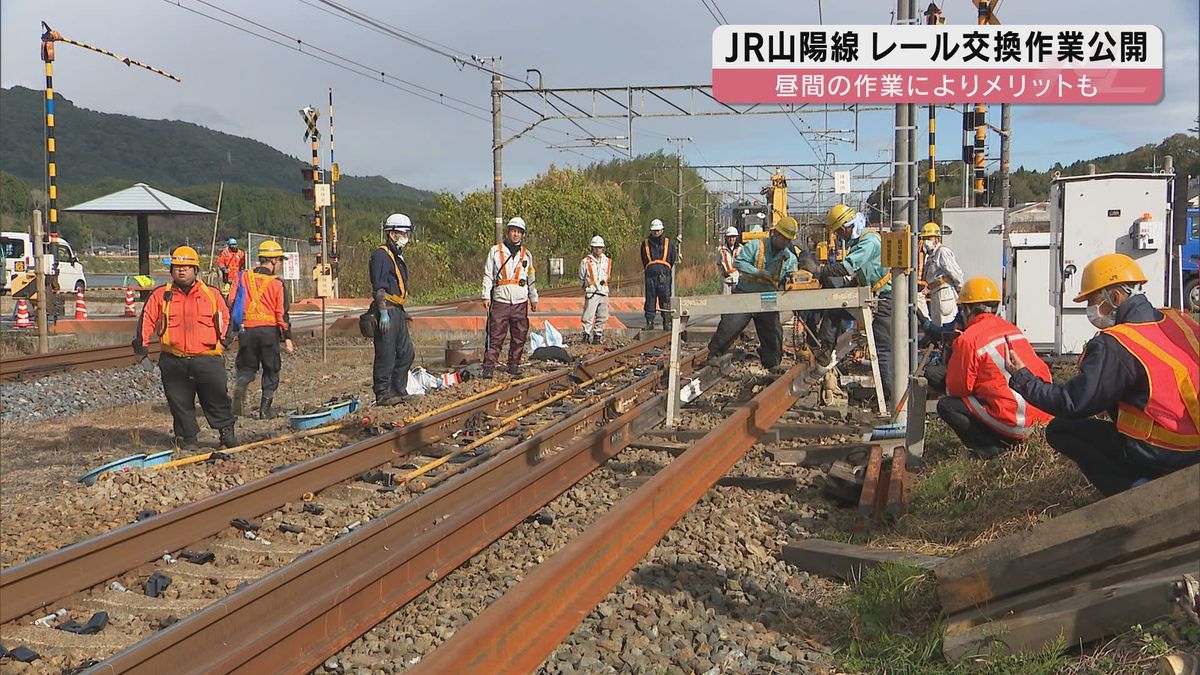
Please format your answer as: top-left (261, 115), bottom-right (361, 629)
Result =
top-left (708, 310), bottom-right (784, 369)
top-left (936, 396), bottom-right (1016, 459)
top-left (581, 293), bottom-right (610, 337)
top-left (235, 326), bottom-right (282, 395)
top-left (158, 353), bottom-right (234, 440)
top-left (872, 293), bottom-right (894, 405)
top-left (643, 269), bottom-right (672, 324)
top-left (924, 363), bottom-right (947, 394)
top-left (372, 306), bottom-right (415, 401)
top-left (484, 300), bottom-right (529, 369)
top-left (1044, 417), bottom-right (1200, 497)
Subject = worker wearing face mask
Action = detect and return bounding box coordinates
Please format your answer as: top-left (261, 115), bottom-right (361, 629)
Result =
top-left (1004, 253), bottom-right (1200, 496)
top-left (369, 213), bottom-right (415, 406)
top-left (916, 222), bottom-right (964, 332)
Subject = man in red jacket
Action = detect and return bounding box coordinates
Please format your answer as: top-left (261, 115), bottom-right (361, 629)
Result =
top-left (938, 276), bottom-right (1053, 459)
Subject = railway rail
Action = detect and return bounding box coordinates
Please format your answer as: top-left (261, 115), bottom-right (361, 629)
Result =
top-left (0, 333), bottom-right (721, 672)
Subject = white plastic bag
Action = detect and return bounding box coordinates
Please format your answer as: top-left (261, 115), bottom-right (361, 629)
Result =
top-left (543, 321), bottom-right (564, 347)
top-left (527, 330), bottom-right (547, 354)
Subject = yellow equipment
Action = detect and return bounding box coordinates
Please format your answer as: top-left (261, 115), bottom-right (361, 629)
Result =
top-left (767, 173), bottom-right (788, 227)
top-left (258, 240), bottom-right (285, 258)
top-left (1073, 253), bottom-right (1148, 302)
top-left (826, 204), bottom-right (856, 232)
top-left (919, 222), bottom-right (942, 238)
top-left (169, 245), bottom-right (201, 267)
top-left (785, 269), bottom-right (820, 291)
top-left (958, 276), bottom-right (1001, 304)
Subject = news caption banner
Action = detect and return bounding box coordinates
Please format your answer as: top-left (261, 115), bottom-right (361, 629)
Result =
top-left (712, 25), bottom-right (1163, 104)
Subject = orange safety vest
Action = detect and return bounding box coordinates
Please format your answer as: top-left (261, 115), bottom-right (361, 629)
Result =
top-left (242, 271), bottom-right (280, 326)
top-left (378, 245), bottom-right (408, 304)
top-left (585, 256), bottom-right (611, 288)
top-left (160, 281), bottom-right (225, 357)
top-left (495, 244), bottom-right (531, 286)
top-left (719, 245), bottom-right (738, 275)
top-left (1102, 309), bottom-right (1200, 452)
top-left (643, 238), bottom-right (673, 269)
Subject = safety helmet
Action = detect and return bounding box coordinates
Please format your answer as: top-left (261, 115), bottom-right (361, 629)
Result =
top-left (773, 216), bottom-right (799, 240)
top-left (169, 245), bottom-right (201, 267)
top-left (227, 237), bottom-right (238, 246)
top-left (826, 204), bottom-right (857, 233)
top-left (507, 217), bottom-right (527, 232)
top-left (258, 240), bottom-right (285, 259)
top-left (383, 213), bottom-right (413, 232)
top-left (1073, 253), bottom-right (1147, 303)
top-left (590, 235), bottom-right (606, 248)
top-left (649, 219), bottom-right (664, 232)
top-left (724, 226), bottom-right (740, 238)
top-left (919, 222), bottom-right (942, 238)
top-left (957, 276), bottom-right (1001, 305)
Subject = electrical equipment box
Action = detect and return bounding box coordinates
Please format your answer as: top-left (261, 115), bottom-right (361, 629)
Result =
top-left (1005, 232), bottom-right (1055, 351)
top-left (1049, 172), bottom-right (1173, 355)
top-left (941, 207), bottom-right (1005, 291)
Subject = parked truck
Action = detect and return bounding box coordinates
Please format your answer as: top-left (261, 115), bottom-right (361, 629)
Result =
top-left (1184, 207), bottom-right (1199, 312)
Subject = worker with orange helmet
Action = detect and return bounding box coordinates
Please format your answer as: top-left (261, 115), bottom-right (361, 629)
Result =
top-left (937, 277), bottom-right (1053, 459)
top-left (1005, 253), bottom-right (1200, 495)
top-left (133, 245), bottom-right (237, 451)
top-left (229, 240), bottom-right (294, 419)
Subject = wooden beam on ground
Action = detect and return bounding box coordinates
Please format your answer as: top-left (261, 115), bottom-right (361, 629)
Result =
top-left (771, 443), bottom-right (873, 467)
top-left (942, 561), bottom-right (1198, 661)
top-left (934, 465), bottom-right (1200, 615)
top-left (782, 539), bottom-right (945, 581)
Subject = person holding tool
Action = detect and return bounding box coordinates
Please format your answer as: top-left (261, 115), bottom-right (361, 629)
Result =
top-left (482, 217), bottom-right (538, 378)
top-left (1005, 253), bottom-right (1200, 495)
top-left (579, 235), bottom-right (611, 344)
top-left (369, 214), bottom-right (415, 406)
top-left (229, 240), bottom-right (294, 419)
top-left (820, 204), bottom-right (894, 404)
top-left (640, 219), bottom-right (677, 330)
top-left (936, 277), bottom-right (1052, 459)
top-left (706, 216), bottom-right (799, 370)
top-left (133, 245), bottom-right (237, 451)
top-left (717, 226), bottom-right (742, 295)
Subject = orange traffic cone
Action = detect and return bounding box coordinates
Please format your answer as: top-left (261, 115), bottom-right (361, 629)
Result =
top-left (124, 287), bottom-right (137, 317)
top-left (15, 298), bottom-right (32, 328)
top-left (74, 290), bottom-right (88, 320)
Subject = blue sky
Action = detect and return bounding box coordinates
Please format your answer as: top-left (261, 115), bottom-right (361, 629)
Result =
top-left (2, 1), bottom-right (1196, 196)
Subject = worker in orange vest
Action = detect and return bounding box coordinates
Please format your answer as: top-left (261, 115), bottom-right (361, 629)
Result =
top-left (579, 235), bottom-right (611, 344)
top-left (134, 245), bottom-right (237, 451)
top-left (1006, 254), bottom-right (1200, 495)
top-left (215, 237), bottom-right (246, 293)
top-left (640, 219), bottom-right (677, 330)
top-left (938, 277), bottom-right (1053, 459)
top-left (230, 240), bottom-right (294, 419)
top-left (482, 217), bottom-right (538, 378)
top-left (717, 226), bottom-right (742, 295)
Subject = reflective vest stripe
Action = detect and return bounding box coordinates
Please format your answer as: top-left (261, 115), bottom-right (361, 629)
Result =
top-left (1105, 309), bottom-right (1200, 451)
top-left (243, 272), bottom-right (275, 325)
top-left (496, 244), bottom-right (529, 286)
top-left (585, 257), bottom-right (610, 288)
top-left (644, 239), bottom-right (672, 268)
top-left (161, 282), bottom-right (223, 357)
top-left (754, 242), bottom-right (785, 282)
top-left (720, 247), bottom-right (736, 274)
top-left (378, 245), bottom-right (407, 305)
top-left (964, 334), bottom-right (1035, 437)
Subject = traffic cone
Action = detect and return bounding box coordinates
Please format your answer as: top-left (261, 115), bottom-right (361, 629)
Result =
top-left (15, 298), bottom-right (32, 328)
top-left (74, 290), bottom-right (88, 320)
top-left (124, 287), bottom-right (137, 317)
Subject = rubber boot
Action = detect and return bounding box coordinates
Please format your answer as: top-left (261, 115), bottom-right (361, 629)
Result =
top-left (660, 312), bottom-right (671, 331)
top-left (231, 375), bottom-right (252, 417)
top-left (258, 393), bottom-right (276, 420)
top-left (218, 426), bottom-right (238, 449)
top-left (644, 317), bottom-right (654, 330)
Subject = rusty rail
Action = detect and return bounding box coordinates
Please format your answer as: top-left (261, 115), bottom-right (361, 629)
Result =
top-left (0, 334), bottom-right (671, 624)
top-left (0, 342), bottom-right (160, 382)
top-left (412, 361), bottom-right (811, 674)
top-left (89, 348), bottom-right (718, 674)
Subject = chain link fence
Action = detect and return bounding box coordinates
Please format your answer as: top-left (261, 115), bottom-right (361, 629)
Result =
top-left (243, 232), bottom-right (317, 300)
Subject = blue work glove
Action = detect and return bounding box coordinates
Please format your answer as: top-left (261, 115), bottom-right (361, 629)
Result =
top-left (378, 307), bottom-right (391, 333)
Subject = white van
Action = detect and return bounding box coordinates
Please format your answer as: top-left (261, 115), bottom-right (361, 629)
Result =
top-left (1, 231), bottom-right (88, 295)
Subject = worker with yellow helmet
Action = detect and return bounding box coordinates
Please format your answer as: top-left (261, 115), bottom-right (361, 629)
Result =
top-left (935, 277), bottom-right (1053, 459)
top-left (819, 204), bottom-right (894, 403)
top-left (229, 240), bottom-right (294, 419)
top-left (917, 222), bottom-right (964, 331)
top-left (706, 216), bottom-right (799, 370)
top-left (133, 245), bottom-right (237, 451)
top-left (1005, 253), bottom-right (1200, 495)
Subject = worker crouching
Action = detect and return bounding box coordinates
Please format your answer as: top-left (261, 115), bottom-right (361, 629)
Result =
top-left (706, 216), bottom-right (799, 370)
top-left (482, 217), bottom-right (538, 378)
top-left (134, 245), bottom-right (237, 451)
top-left (580, 236), bottom-right (611, 344)
top-left (230, 240), bottom-right (294, 419)
top-left (370, 214), bottom-right (416, 406)
top-left (1006, 254), bottom-right (1200, 495)
top-left (937, 277), bottom-right (1052, 459)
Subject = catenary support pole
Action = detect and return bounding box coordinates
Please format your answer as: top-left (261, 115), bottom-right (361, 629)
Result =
top-left (491, 60), bottom-right (504, 245)
top-left (31, 209), bottom-right (49, 354)
top-left (888, 0), bottom-right (913, 412)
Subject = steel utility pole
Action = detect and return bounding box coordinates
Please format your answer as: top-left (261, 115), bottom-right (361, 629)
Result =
top-left (1000, 102), bottom-right (1012, 228)
top-left (889, 0), bottom-right (915, 411)
top-left (31, 209), bottom-right (49, 353)
top-left (667, 137), bottom-right (690, 299)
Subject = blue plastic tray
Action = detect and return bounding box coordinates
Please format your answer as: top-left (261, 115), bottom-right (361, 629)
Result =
top-left (79, 453), bottom-right (147, 486)
top-left (142, 450), bottom-right (175, 467)
top-left (288, 398), bottom-right (360, 431)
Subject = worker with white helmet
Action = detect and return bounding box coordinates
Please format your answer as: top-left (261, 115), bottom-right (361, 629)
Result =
top-left (369, 213), bottom-right (416, 406)
top-left (639, 218), bottom-right (677, 330)
top-left (579, 235), bottom-right (611, 344)
top-left (482, 216), bottom-right (539, 378)
top-left (717, 226), bottom-right (742, 295)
